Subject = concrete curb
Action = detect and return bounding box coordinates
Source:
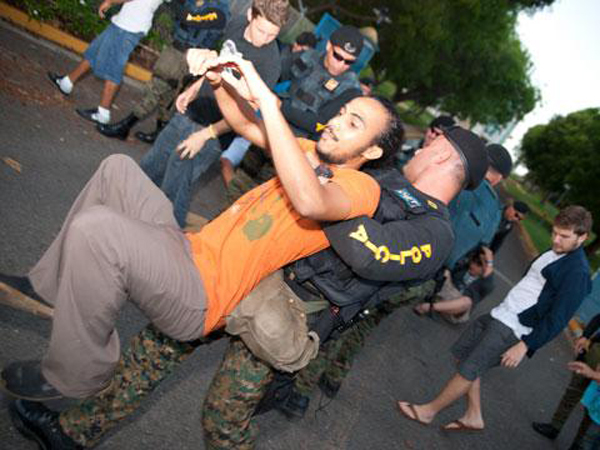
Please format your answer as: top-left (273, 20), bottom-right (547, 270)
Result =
top-left (0, 2), bottom-right (152, 82)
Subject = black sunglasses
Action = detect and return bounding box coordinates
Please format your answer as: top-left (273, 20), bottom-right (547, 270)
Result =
top-left (332, 49), bottom-right (356, 65)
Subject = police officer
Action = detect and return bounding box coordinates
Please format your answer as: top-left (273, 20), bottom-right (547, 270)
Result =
top-left (96, 0), bottom-right (230, 142)
top-left (412, 144), bottom-right (513, 326)
top-left (201, 126), bottom-right (490, 449)
top-left (280, 25), bottom-right (363, 138)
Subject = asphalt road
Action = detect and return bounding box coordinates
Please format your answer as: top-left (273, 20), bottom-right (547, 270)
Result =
top-left (0, 19), bottom-right (584, 450)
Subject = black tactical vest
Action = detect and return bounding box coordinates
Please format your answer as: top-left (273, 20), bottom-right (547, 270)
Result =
top-left (285, 167), bottom-right (451, 326)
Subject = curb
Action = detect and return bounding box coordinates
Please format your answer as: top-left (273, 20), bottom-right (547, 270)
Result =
top-left (0, 2), bottom-right (151, 83)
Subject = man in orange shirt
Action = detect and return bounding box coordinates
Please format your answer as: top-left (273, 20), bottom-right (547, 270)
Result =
top-left (1, 54), bottom-right (404, 402)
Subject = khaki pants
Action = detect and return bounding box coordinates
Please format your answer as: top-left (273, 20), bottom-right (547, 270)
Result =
top-left (29, 154), bottom-right (207, 398)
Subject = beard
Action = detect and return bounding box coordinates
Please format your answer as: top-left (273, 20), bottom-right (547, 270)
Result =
top-left (315, 146), bottom-right (347, 165)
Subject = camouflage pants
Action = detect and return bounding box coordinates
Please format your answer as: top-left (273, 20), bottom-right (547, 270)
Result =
top-left (132, 45), bottom-right (188, 122)
top-left (203, 281), bottom-right (436, 448)
top-left (296, 280), bottom-right (436, 395)
top-left (59, 325), bottom-right (200, 447)
top-left (202, 338), bottom-right (274, 450)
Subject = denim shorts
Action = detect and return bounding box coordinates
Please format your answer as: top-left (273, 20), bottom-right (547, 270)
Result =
top-left (451, 314), bottom-right (520, 381)
top-left (84, 23), bottom-right (143, 85)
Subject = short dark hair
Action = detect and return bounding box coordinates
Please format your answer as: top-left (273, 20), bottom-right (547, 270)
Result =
top-left (251, 0), bottom-right (289, 28)
top-left (554, 205), bottom-right (593, 236)
top-left (363, 95), bottom-right (404, 170)
top-left (296, 31), bottom-right (317, 48)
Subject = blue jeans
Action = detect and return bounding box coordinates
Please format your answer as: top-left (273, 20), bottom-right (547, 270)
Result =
top-left (140, 113), bottom-right (221, 227)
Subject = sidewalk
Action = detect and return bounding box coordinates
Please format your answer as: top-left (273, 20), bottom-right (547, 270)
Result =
top-left (0, 19), bottom-right (581, 449)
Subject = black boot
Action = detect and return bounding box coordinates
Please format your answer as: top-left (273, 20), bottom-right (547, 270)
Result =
top-left (135, 119), bottom-right (167, 144)
top-left (275, 388), bottom-right (309, 421)
top-left (318, 375), bottom-right (342, 399)
top-left (9, 399), bottom-right (83, 449)
top-left (96, 113), bottom-right (139, 140)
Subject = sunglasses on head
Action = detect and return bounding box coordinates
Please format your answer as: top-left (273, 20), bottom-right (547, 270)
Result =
top-left (332, 49), bottom-right (356, 65)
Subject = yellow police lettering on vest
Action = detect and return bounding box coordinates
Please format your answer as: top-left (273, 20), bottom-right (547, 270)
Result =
top-left (349, 224), bottom-right (432, 265)
top-left (187, 12), bottom-right (218, 22)
top-left (349, 224), bottom-right (369, 243)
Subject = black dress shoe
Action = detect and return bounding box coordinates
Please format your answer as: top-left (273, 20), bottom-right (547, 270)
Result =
top-left (275, 389), bottom-right (309, 421)
top-left (532, 421), bottom-right (560, 439)
top-left (96, 113), bottom-right (139, 140)
top-left (9, 399), bottom-right (83, 449)
top-left (1, 360), bottom-right (63, 401)
top-left (135, 119), bottom-right (167, 144)
top-left (76, 108), bottom-right (104, 124)
top-left (47, 72), bottom-right (69, 96)
top-left (318, 375), bottom-right (341, 399)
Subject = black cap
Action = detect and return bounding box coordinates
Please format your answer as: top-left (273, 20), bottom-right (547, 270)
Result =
top-left (486, 144), bottom-right (513, 178)
top-left (430, 115), bottom-right (455, 131)
top-left (443, 126), bottom-right (489, 190)
top-left (296, 31), bottom-right (317, 49)
top-left (330, 25), bottom-right (364, 57)
top-left (513, 200), bottom-right (530, 215)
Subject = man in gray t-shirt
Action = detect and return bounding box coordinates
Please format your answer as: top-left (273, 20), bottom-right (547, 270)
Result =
top-left (138, 1), bottom-right (287, 228)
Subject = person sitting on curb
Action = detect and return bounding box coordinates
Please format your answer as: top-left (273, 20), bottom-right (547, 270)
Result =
top-left (48, 0), bottom-right (164, 125)
top-left (414, 245), bottom-right (494, 323)
top-left (397, 206), bottom-right (592, 432)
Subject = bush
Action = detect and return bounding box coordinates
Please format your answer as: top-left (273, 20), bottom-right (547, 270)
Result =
top-left (9, 0), bottom-right (172, 53)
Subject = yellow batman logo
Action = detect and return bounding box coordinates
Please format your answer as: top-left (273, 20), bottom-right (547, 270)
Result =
top-left (186, 12), bottom-right (218, 22)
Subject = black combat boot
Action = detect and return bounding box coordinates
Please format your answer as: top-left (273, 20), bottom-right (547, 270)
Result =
top-left (318, 375), bottom-right (342, 399)
top-left (96, 113), bottom-right (139, 140)
top-left (275, 388), bottom-right (309, 421)
top-left (135, 119), bottom-right (168, 144)
top-left (10, 400), bottom-right (83, 449)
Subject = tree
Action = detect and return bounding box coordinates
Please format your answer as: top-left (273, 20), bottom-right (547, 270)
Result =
top-left (520, 108), bottom-right (600, 254)
top-left (299, 0), bottom-right (552, 125)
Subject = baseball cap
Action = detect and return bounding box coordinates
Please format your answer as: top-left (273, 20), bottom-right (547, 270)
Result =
top-left (513, 200), bottom-right (530, 215)
top-left (486, 144), bottom-right (513, 178)
top-left (443, 126), bottom-right (489, 190)
top-left (330, 25), bottom-right (364, 57)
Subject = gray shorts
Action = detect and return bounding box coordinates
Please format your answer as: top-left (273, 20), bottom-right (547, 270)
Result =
top-left (451, 314), bottom-right (520, 381)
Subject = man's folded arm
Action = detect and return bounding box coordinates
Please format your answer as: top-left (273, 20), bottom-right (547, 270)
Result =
top-left (325, 215), bottom-right (454, 282)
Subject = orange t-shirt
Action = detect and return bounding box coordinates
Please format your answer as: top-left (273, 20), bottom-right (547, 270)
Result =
top-left (187, 139), bottom-right (381, 334)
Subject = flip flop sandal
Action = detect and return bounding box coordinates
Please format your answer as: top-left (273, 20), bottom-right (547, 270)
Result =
top-left (396, 401), bottom-right (429, 426)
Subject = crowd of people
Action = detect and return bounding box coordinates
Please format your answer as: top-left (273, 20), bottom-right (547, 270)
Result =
top-left (0, 0), bottom-right (597, 449)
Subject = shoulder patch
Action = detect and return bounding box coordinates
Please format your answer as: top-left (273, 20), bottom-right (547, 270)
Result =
top-left (394, 188), bottom-right (422, 209)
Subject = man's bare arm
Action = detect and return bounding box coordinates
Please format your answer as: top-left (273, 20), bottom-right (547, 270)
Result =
top-left (216, 57), bottom-right (354, 221)
top-left (98, 0), bottom-right (131, 19)
top-left (208, 74), bottom-right (269, 149)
